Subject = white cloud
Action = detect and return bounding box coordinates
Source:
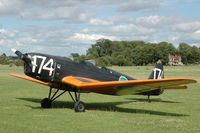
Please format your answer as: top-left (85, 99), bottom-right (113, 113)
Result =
top-left (116, 0), bottom-right (163, 12)
top-left (0, 0), bottom-right (28, 15)
top-left (168, 36), bottom-right (179, 41)
top-left (136, 16), bottom-right (161, 25)
top-left (187, 31), bottom-right (200, 41)
top-left (16, 37), bottom-right (38, 46)
top-left (0, 0), bottom-right (164, 21)
top-left (21, 7), bottom-right (94, 22)
top-left (172, 21), bottom-right (200, 32)
top-left (195, 30), bottom-right (200, 34)
top-left (0, 28), bottom-right (18, 38)
top-left (0, 0), bottom-right (200, 56)
top-left (68, 33), bottom-right (117, 44)
top-left (81, 29), bottom-right (89, 33)
top-left (89, 19), bottom-right (113, 26)
top-left (0, 39), bottom-right (13, 46)
top-left (0, 26), bottom-right (118, 55)
top-left (109, 24), bottom-right (155, 37)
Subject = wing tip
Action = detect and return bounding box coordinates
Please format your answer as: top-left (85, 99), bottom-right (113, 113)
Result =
top-left (9, 73), bottom-right (20, 77)
top-left (186, 79), bottom-right (197, 83)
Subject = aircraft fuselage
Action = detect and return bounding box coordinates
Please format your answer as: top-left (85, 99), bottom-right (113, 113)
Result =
top-left (24, 53), bottom-right (134, 83)
top-left (22, 53), bottom-right (162, 96)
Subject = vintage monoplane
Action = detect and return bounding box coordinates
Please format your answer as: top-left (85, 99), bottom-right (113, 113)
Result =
top-left (10, 49), bottom-right (196, 112)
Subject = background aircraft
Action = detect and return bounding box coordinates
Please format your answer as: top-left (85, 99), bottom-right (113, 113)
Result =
top-left (10, 49), bottom-right (196, 112)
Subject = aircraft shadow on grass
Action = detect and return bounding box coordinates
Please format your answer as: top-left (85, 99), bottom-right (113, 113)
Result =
top-left (126, 98), bottom-right (181, 103)
top-left (17, 97), bottom-right (188, 117)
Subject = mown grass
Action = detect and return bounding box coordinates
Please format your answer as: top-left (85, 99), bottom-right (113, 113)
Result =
top-left (0, 64), bottom-right (200, 133)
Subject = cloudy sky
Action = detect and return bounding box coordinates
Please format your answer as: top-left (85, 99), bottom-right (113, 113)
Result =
top-left (0, 0), bottom-right (200, 56)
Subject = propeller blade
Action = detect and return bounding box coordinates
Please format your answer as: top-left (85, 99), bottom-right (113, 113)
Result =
top-left (11, 48), bottom-right (17, 53)
top-left (11, 48), bottom-right (37, 67)
top-left (11, 48), bottom-right (24, 59)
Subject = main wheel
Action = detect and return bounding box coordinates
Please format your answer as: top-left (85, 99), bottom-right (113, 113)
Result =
top-left (41, 98), bottom-right (52, 108)
top-left (74, 101), bottom-right (85, 112)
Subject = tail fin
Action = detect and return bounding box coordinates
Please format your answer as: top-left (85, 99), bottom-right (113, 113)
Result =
top-left (138, 60), bottom-right (164, 99)
top-left (148, 60), bottom-right (164, 79)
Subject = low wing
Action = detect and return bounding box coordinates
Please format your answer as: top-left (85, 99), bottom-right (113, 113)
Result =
top-left (10, 74), bottom-right (196, 96)
top-left (62, 76), bottom-right (196, 95)
top-left (10, 74), bottom-right (57, 88)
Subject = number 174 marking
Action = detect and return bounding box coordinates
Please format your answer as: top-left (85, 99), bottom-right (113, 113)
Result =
top-left (32, 55), bottom-right (54, 76)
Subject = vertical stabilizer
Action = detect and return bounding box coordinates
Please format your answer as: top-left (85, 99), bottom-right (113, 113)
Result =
top-left (148, 60), bottom-right (164, 79)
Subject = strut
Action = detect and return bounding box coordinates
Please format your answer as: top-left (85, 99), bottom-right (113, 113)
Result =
top-left (41, 85), bottom-right (85, 112)
top-left (41, 85), bottom-right (67, 108)
top-left (147, 94), bottom-right (151, 103)
top-left (68, 88), bottom-right (85, 112)
top-left (48, 87), bottom-right (67, 102)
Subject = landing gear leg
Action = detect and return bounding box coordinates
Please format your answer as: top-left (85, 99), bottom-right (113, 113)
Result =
top-left (147, 95), bottom-right (151, 103)
top-left (41, 86), bottom-right (67, 108)
top-left (68, 88), bottom-right (85, 112)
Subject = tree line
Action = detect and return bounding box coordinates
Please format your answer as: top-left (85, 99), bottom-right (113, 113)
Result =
top-left (0, 53), bottom-right (23, 66)
top-left (72, 39), bottom-right (200, 66)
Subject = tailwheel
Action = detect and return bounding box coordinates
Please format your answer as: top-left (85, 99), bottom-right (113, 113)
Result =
top-left (147, 94), bottom-right (151, 103)
top-left (74, 101), bottom-right (85, 112)
top-left (41, 98), bottom-right (52, 108)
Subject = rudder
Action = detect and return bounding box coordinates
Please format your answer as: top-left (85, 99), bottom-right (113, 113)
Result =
top-left (148, 60), bottom-right (164, 79)
top-left (139, 60), bottom-right (165, 101)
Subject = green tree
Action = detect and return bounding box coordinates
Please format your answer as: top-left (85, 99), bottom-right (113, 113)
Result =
top-left (178, 43), bottom-right (191, 64)
top-left (186, 46), bottom-right (200, 64)
top-left (74, 40), bottom-right (198, 66)
top-left (70, 53), bottom-right (80, 58)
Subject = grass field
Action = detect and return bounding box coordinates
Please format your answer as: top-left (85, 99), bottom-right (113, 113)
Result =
top-left (0, 65), bottom-right (200, 133)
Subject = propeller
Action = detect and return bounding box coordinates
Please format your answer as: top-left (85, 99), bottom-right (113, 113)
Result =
top-left (11, 48), bottom-right (37, 66)
top-left (11, 48), bottom-right (24, 59)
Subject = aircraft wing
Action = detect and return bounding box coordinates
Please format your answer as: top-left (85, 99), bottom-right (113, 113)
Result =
top-left (10, 74), bottom-right (196, 96)
top-left (62, 76), bottom-right (197, 95)
top-left (10, 74), bottom-right (57, 88)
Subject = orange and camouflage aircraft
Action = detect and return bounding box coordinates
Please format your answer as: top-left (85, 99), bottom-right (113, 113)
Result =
top-left (10, 49), bottom-right (197, 112)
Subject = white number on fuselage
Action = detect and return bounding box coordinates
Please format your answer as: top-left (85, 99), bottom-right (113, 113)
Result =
top-left (43, 58), bottom-right (54, 76)
top-left (153, 68), bottom-right (163, 79)
top-left (32, 55), bottom-right (54, 76)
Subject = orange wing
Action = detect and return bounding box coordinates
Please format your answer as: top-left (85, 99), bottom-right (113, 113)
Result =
top-left (62, 76), bottom-right (197, 95)
top-left (9, 74), bottom-right (58, 88)
top-left (10, 74), bottom-right (196, 96)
